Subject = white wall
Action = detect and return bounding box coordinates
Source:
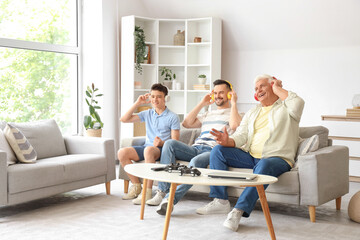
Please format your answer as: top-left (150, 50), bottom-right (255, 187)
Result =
top-left (116, 0), bottom-right (360, 175)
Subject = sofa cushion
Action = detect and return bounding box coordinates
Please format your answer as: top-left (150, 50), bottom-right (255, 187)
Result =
top-left (0, 121), bottom-right (6, 130)
top-left (297, 135), bottom-right (319, 158)
top-left (0, 129), bottom-right (17, 165)
top-left (299, 126), bottom-right (328, 149)
top-left (4, 124), bottom-right (37, 163)
top-left (7, 154), bottom-right (107, 194)
top-left (179, 128), bottom-right (201, 145)
top-left (10, 119), bottom-right (67, 160)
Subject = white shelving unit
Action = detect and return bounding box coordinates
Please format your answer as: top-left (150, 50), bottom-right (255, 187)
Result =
top-left (121, 15), bottom-right (221, 138)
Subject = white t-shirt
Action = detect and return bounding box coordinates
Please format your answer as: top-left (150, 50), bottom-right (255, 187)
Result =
top-left (193, 108), bottom-right (234, 148)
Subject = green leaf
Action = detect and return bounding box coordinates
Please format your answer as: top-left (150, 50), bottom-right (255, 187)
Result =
top-left (94, 106), bottom-right (101, 109)
top-left (83, 115), bottom-right (91, 129)
top-left (85, 98), bottom-right (90, 106)
top-left (86, 90), bottom-right (91, 98)
top-left (94, 111), bottom-right (101, 123)
top-left (89, 105), bottom-right (95, 115)
top-left (96, 94), bottom-right (103, 97)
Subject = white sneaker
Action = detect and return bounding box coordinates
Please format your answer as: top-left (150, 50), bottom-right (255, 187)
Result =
top-left (156, 198), bottom-right (173, 215)
top-left (146, 190), bottom-right (166, 206)
top-left (196, 198), bottom-right (231, 215)
top-left (122, 183), bottom-right (142, 200)
top-left (132, 188), bottom-right (153, 205)
top-left (223, 208), bottom-right (243, 231)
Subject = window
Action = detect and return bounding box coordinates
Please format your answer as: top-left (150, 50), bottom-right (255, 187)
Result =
top-left (0, 0), bottom-right (80, 134)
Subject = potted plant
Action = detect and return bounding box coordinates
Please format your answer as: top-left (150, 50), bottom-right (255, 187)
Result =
top-left (134, 25), bottom-right (146, 75)
top-left (198, 74), bottom-right (207, 84)
top-left (84, 83), bottom-right (104, 137)
top-left (159, 67), bottom-right (176, 89)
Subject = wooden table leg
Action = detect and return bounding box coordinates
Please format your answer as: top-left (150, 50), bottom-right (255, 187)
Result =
top-left (140, 178), bottom-right (148, 220)
top-left (162, 183), bottom-right (178, 240)
top-left (256, 185), bottom-right (276, 240)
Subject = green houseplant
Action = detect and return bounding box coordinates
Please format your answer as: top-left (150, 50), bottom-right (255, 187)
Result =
top-left (134, 25), bottom-right (146, 74)
top-left (197, 74), bottom-right (207, 84)
top-left (159, 67), bottom-right (176, 89)
top-left (84, 83), bottom-right (104, 137)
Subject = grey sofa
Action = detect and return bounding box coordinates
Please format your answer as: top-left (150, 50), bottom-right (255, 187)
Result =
top-left (0, 119), bottom-right (116, 206)
top-left (119, 126), bottom-right (349, 222)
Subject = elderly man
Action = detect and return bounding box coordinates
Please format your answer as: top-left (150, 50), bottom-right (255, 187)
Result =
top-left (196, 74), bottom-right (305, 232)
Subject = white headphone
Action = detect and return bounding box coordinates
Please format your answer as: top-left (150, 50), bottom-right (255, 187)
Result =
top-left (164, 85), bottom-right (171, 102)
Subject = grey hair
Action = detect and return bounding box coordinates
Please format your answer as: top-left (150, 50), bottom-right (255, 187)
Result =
top-left (254, 74), bottom-right (273, 84)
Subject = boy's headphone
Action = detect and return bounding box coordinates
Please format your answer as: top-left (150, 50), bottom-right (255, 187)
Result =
top-left (211, 80), bottom-right (233, 101)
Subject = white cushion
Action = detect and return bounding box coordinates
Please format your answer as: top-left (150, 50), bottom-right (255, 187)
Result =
top-left (297, 134), bottom-right (320, 158)
top-left (0, 129), bottom-right (17, 165)
top-left (4, 124), bottom-right (37, 163)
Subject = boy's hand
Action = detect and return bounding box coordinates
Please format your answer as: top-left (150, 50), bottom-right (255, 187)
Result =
top-left (153, 136), bottom-right (163, 147)
top-left (136, 93), bottom-right (151, 105)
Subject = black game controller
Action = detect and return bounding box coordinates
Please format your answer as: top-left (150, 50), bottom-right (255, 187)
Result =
top-left (165, 163), bottom-right (186, 173)
top-left (179, 166), bottom-right (201, 177)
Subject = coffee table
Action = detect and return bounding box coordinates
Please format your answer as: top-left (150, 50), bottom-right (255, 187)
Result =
top-left (125, 163), bottom-right (278, 240)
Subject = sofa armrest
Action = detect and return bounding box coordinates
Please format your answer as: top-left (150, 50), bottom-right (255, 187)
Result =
top-left (63, 136), bottom-right (116, 182)
top-left (120, 137), bottom-right (145, 148)
top-left (0, 150), bottom-right (8, 205)
top-left (297, 145), bottom-right (349, 206)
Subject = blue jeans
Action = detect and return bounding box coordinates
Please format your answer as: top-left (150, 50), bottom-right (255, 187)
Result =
top-left (209, 145), bottom-right (291, 217)
top-left (158, 139), bottom-right (212, 205)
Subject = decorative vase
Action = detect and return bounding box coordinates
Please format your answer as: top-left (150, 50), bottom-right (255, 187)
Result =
top-left (174, 30), bottom-right (185, 46)
top-left (194, 37), bottom-right (202, 43)
top-left (163, 80), bottom-right (172, 89)
top-left (172, 80), bottom-right (177, 90)
top-left (198, 77), bottom-right (206, 84)
top-left (352, 94), bottom-right (360, 109)
top-left (86, 129), bottom-right (102, 137)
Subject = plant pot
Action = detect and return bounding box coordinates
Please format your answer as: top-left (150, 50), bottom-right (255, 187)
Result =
top-left (198, 77), bottom-right (206, 84)
top-left (86, 129), bottom-right (102, 137)
top-left (163, 80), bottom-right (172, 89)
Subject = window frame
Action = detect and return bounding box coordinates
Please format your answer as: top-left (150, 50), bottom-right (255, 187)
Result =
top-left (0, 0), bottom-right (82, 134)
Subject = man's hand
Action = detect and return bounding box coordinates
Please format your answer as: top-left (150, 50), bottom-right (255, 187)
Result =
top-left (200, 91), bottom-right (215, 106)
top-left (153, 136), bottom-right (163, 147)
top-left (210, 127), bottom-right (232, 146)
top-left (229, 91), bottom-right (237, 105)
top-left (136, 93), bottom-right (151, 105)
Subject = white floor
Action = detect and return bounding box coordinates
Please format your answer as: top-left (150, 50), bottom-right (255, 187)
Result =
top-left (1, 177), bottom-right (359, 240)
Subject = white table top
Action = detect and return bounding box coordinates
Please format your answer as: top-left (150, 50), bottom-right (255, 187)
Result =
top-left (125, 163), bottom-right (278, 187)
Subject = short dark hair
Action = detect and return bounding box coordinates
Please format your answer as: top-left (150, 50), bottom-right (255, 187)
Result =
top-left (151, 83), bottom-right (168, 96)
top-left (213, 79), bottom-right (231, 90)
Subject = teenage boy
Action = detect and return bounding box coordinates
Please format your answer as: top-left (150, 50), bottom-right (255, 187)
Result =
top-left (118, 83), bottom-right (180, 203)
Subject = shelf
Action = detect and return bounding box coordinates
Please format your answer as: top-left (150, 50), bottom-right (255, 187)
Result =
top-left (187, 42), bottom-right (211, 46)
top-left (158, 64), bottom-right (185, 67)
top-left (140, 64), bottom-right (156, 67)
top-left (145, 41), bottom-right (156, 45)
top-left (321, 115), bottom-right (360, 122)
top-left (159, 45), bottom-right (185, 49)
top-left (350, 156), bottom-right (360, 161)
top-left (134, 89), bottom-right (150, 92)
top-left (349, 176), bottom-right (360, 183)
top-left (187, 64), bottom-right (210, 67)
top-left (329, 136), bottom-right (360, 141)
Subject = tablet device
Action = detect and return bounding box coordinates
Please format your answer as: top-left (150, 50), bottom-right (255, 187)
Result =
top-left (207, 171), bottom-right (257, 180)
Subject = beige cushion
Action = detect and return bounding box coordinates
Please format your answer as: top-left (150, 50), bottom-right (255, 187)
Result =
top-left (296, 134), bottom-right (320, 159)
top-left (4, 124), bottom-right (37, 163)
top-left (0, 129), bottom-right (17, 165)
top-left (299, 126), bottom-right (328, 149)
top-left (10, 119), bottom-right (67, 160)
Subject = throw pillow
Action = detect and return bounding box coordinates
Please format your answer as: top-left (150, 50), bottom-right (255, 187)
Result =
top-left (0, 129), bottom-right (17, 165)
top-left (296, 134), bottom-right (320, 158)
top-left (4, 124), bottom-right (37, 163)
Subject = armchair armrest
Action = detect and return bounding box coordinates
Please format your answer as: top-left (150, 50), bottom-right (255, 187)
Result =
top-left (120, 136), bottom-right (146, 148)
top-left (297, 145), bottom-right (349, 206)
top-left (0, 150), bottom-right (8, 205)
top-left (63, 136), bottom-right (116, 182)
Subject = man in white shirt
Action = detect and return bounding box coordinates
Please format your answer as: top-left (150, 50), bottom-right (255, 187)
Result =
top-left (146, 80), bottom-right (242, 215)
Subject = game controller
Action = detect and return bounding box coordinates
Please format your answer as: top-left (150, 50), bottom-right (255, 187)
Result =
top-left (178, 166), bottom-right (201, 177)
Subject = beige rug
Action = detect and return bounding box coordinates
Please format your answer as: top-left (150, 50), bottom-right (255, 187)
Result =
top-left (1, 179), bottom-right (360, 240)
